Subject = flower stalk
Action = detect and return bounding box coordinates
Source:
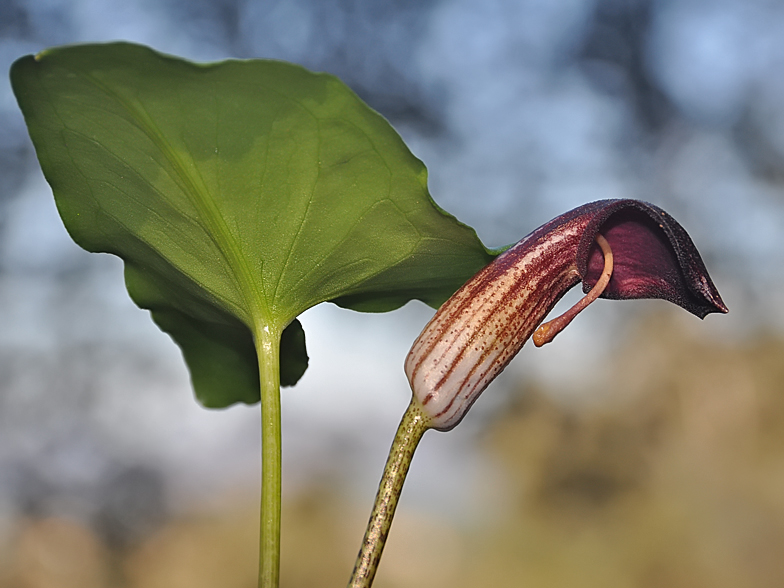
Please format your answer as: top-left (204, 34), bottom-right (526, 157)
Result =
top-left (348, 402), bottom-right (429, 588)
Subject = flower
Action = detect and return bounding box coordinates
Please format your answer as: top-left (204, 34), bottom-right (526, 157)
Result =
top-left (405, 199), bottom-right (727, 431)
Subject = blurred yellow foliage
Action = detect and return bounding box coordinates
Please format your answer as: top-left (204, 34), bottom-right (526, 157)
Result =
top-left (2, 518), bottom-right (110, 588)
top-left (2, 312), bottom-right (783, 587)
top-left (466, 313), bottom-right (784, 588)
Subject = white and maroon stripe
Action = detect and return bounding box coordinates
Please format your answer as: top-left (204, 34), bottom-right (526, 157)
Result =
top-left (405, 214), bottom-right (590, 431)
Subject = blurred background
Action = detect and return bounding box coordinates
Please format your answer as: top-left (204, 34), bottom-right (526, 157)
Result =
top-left (1, 0), bottom-right (783, 586)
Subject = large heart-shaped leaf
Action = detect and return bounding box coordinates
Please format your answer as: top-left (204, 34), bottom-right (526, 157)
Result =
top-left (11, 42), bottom-right (494, 407)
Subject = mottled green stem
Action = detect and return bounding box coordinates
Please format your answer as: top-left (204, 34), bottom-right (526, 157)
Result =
top-left (255, 324), bottom-right (282, 588)
top-left (348, 401), bottom-right (430, 588)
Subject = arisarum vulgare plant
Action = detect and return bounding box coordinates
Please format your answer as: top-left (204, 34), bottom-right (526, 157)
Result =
top-left (9, 41), bottom-right (728, 588)
top-left (350, 199), bottom-right (727, 587)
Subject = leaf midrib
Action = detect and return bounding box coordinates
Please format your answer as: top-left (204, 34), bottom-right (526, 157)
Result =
top-left (77, 67), bottom-right (269, 329)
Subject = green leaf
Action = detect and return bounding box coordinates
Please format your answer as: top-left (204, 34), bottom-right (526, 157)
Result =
top-left (11, 42), bottom-right (494, 407)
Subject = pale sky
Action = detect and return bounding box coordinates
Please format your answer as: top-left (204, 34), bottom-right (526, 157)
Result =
top-left (0, 0), bottom-right (782, 526)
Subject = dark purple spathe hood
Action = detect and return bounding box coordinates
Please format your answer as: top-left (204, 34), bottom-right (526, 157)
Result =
top-left (528, 199), bottom-right (727, 318)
